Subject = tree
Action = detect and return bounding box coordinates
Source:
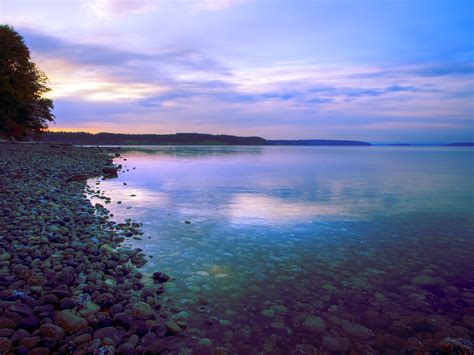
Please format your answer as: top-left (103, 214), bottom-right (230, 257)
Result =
top-left (0, 24), bottom-right (54, 140)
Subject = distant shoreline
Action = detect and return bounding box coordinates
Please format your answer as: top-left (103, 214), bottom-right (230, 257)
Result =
top-left (41, 132), bottom-right (373, 146)
top-left (5, 131), bottom-right (472, 147)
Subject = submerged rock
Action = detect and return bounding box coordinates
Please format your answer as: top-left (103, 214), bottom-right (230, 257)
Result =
top-left (322, 336), bottom-right (351, 352)
top-left (152, 272), bottom-right (170, 283)
top-left (55, 310), bottom-right (88, 334)
top-left (302, 316), bottom-right (327, 333)
top-left (198, 338), bottom-right (213, 347)
top-left (411, 275), bottom-right (440, 286)
top-left (133, 302), bottom-right (154, 319)
top-left (164, 321), bottom-right (183, 335)
top-left (341, 321), bottom-right (374, 340)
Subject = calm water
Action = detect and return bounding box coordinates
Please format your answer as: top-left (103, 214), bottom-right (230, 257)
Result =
top-left (89, 146), bottom-right (474, 353)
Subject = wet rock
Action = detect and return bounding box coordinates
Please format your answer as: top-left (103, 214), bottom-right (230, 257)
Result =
top-left (0, 317), bottom-right (16, 328)
top-left (272, 304), bottom-right (289, 314)
top-left (97, 317), bottom-right (114, 329)
top-left (18, 316), bottom-right (40, 331)
top-left (39, 323), bottom-right (65, 341)
top-left (322, 336), bottom-right (351, 352)
top-left (152, 272), bottom-right (170, 284)
top-left (0, 253), bottom-right (11, 261)
top-left (93, 326), bottom-right (126, 347)
top-left (127, 334), bottom-right (139, 347)
top-left (271, 321), bottom-right (285, 329)
top-left (129, 320), bottom-right (148, 337)
top-left (341, 321), bottom-right (374, 340)
top-left (198, 338), bottom-right (213, 347)
top-left (59, 297), bottom-right (75, 310)
top-left (261, 309), bottom-right (275, 318)
top-left (113, 312), bottom-right (132, 329)
top-left (0, 337), bottom-right (12, 354)
top-left (219, 319), bottom-right (232, 327)
top-left (139, 332), bottom-right (157, 347)
top-left (302, 316), bottom-right (327, 333)
top-left (55, 310), bottom-right (88, 334)
top-left (30, 286), bottom-right (43, 295)
top-left (172, 311), bottom-right (189, 321)
top-left (94, 345), bottom-right (115, 355)
top-left (116, 342), bottom-right (136, 355)
top-left (78, 301), bottom-right (100, 318)
top-left (74, 334), bottom-right (92, 345)
top-left (133, 302), bottom-right (154, 319)
top-left (11, 329), bottom-right (30, 343)
top-left (164, 321), bottom-right (183, 335)
top-left (102, 165), bottom-right (119, 178)
top-left (0, 329), bottom-right (13, 338)
top-left (411, 275), bottom-right (439, 286)
top-left (19, 336), bottom-right (41, 349)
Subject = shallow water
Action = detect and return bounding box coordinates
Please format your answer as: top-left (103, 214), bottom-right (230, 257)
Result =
top-left (90, 146), bottom-right (474, 353)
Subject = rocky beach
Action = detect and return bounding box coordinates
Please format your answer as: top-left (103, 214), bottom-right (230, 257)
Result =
top-left (0, 143), bottom-right (187, 354)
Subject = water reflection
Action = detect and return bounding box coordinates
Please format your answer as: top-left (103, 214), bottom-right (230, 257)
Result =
top-left (227, 193), bottom-right (351, 225)
top-left (117, 145), bottom-right (264, 158)
top-left (89, 146), bottom-right (474, 353)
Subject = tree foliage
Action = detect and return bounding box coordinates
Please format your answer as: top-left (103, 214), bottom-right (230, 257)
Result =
top-left (0, 24), bottom-right (54, 140)
top-left (42, 132), bottom-right (268, 145)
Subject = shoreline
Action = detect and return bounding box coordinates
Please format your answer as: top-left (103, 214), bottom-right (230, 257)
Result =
top-left (0, 143), bottom-right (185, 354)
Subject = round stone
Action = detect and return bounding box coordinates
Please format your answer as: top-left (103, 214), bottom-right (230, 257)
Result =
top-left (133, 302), bottom-right (153, 319)
top-left (271, 322), bottom-right (285, 329)
top-left (198, 338), bottom-right (213, 347)
top-left (322, 336), bottom-right (351, 352)
top-left (302, 316), bottom-right (327, 333)
top-left (261, 309), bottom-right (275, 318)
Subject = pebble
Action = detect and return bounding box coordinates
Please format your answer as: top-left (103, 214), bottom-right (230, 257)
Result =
top-left (133, 302), bottom-right (154, 319)
top-left (302, 316), bottom-right (327, 333)
top-left (164, 321), bottom-right (183, 335)
top-left (261, 309), bottom-right (275, 318)
top-left (271, 321), bottom-right (285, 329)
top-left (411, 275), bottom-right (439, 286)
top-left (55, 310), bottom-right (88, 334)
top-left (341, 321), bottom-right (373, 340)
top-left (322, 336), bottom-right (351, 352)
top-left (198, 338), bottom-right (213, 347)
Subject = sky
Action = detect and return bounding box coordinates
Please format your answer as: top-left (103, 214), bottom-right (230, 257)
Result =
top-left (1, 0), bottom-right (473, 142)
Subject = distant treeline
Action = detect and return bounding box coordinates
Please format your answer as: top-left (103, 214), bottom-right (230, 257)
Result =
top-left (41, 132), bottom-right (267, 145)
top-left (267, 139), bottom-right (371, 146)
top-left (41, 132), bottom-right (374, 146)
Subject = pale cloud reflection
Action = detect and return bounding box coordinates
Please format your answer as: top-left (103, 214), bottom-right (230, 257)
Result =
top-left (227, 193), bottom-right (351, 225)
top-left (88, 181), bottom-right (170, 209)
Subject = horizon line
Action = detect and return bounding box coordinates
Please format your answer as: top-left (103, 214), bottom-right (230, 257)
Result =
top-left (43, 130), bottom-right (474, 145)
